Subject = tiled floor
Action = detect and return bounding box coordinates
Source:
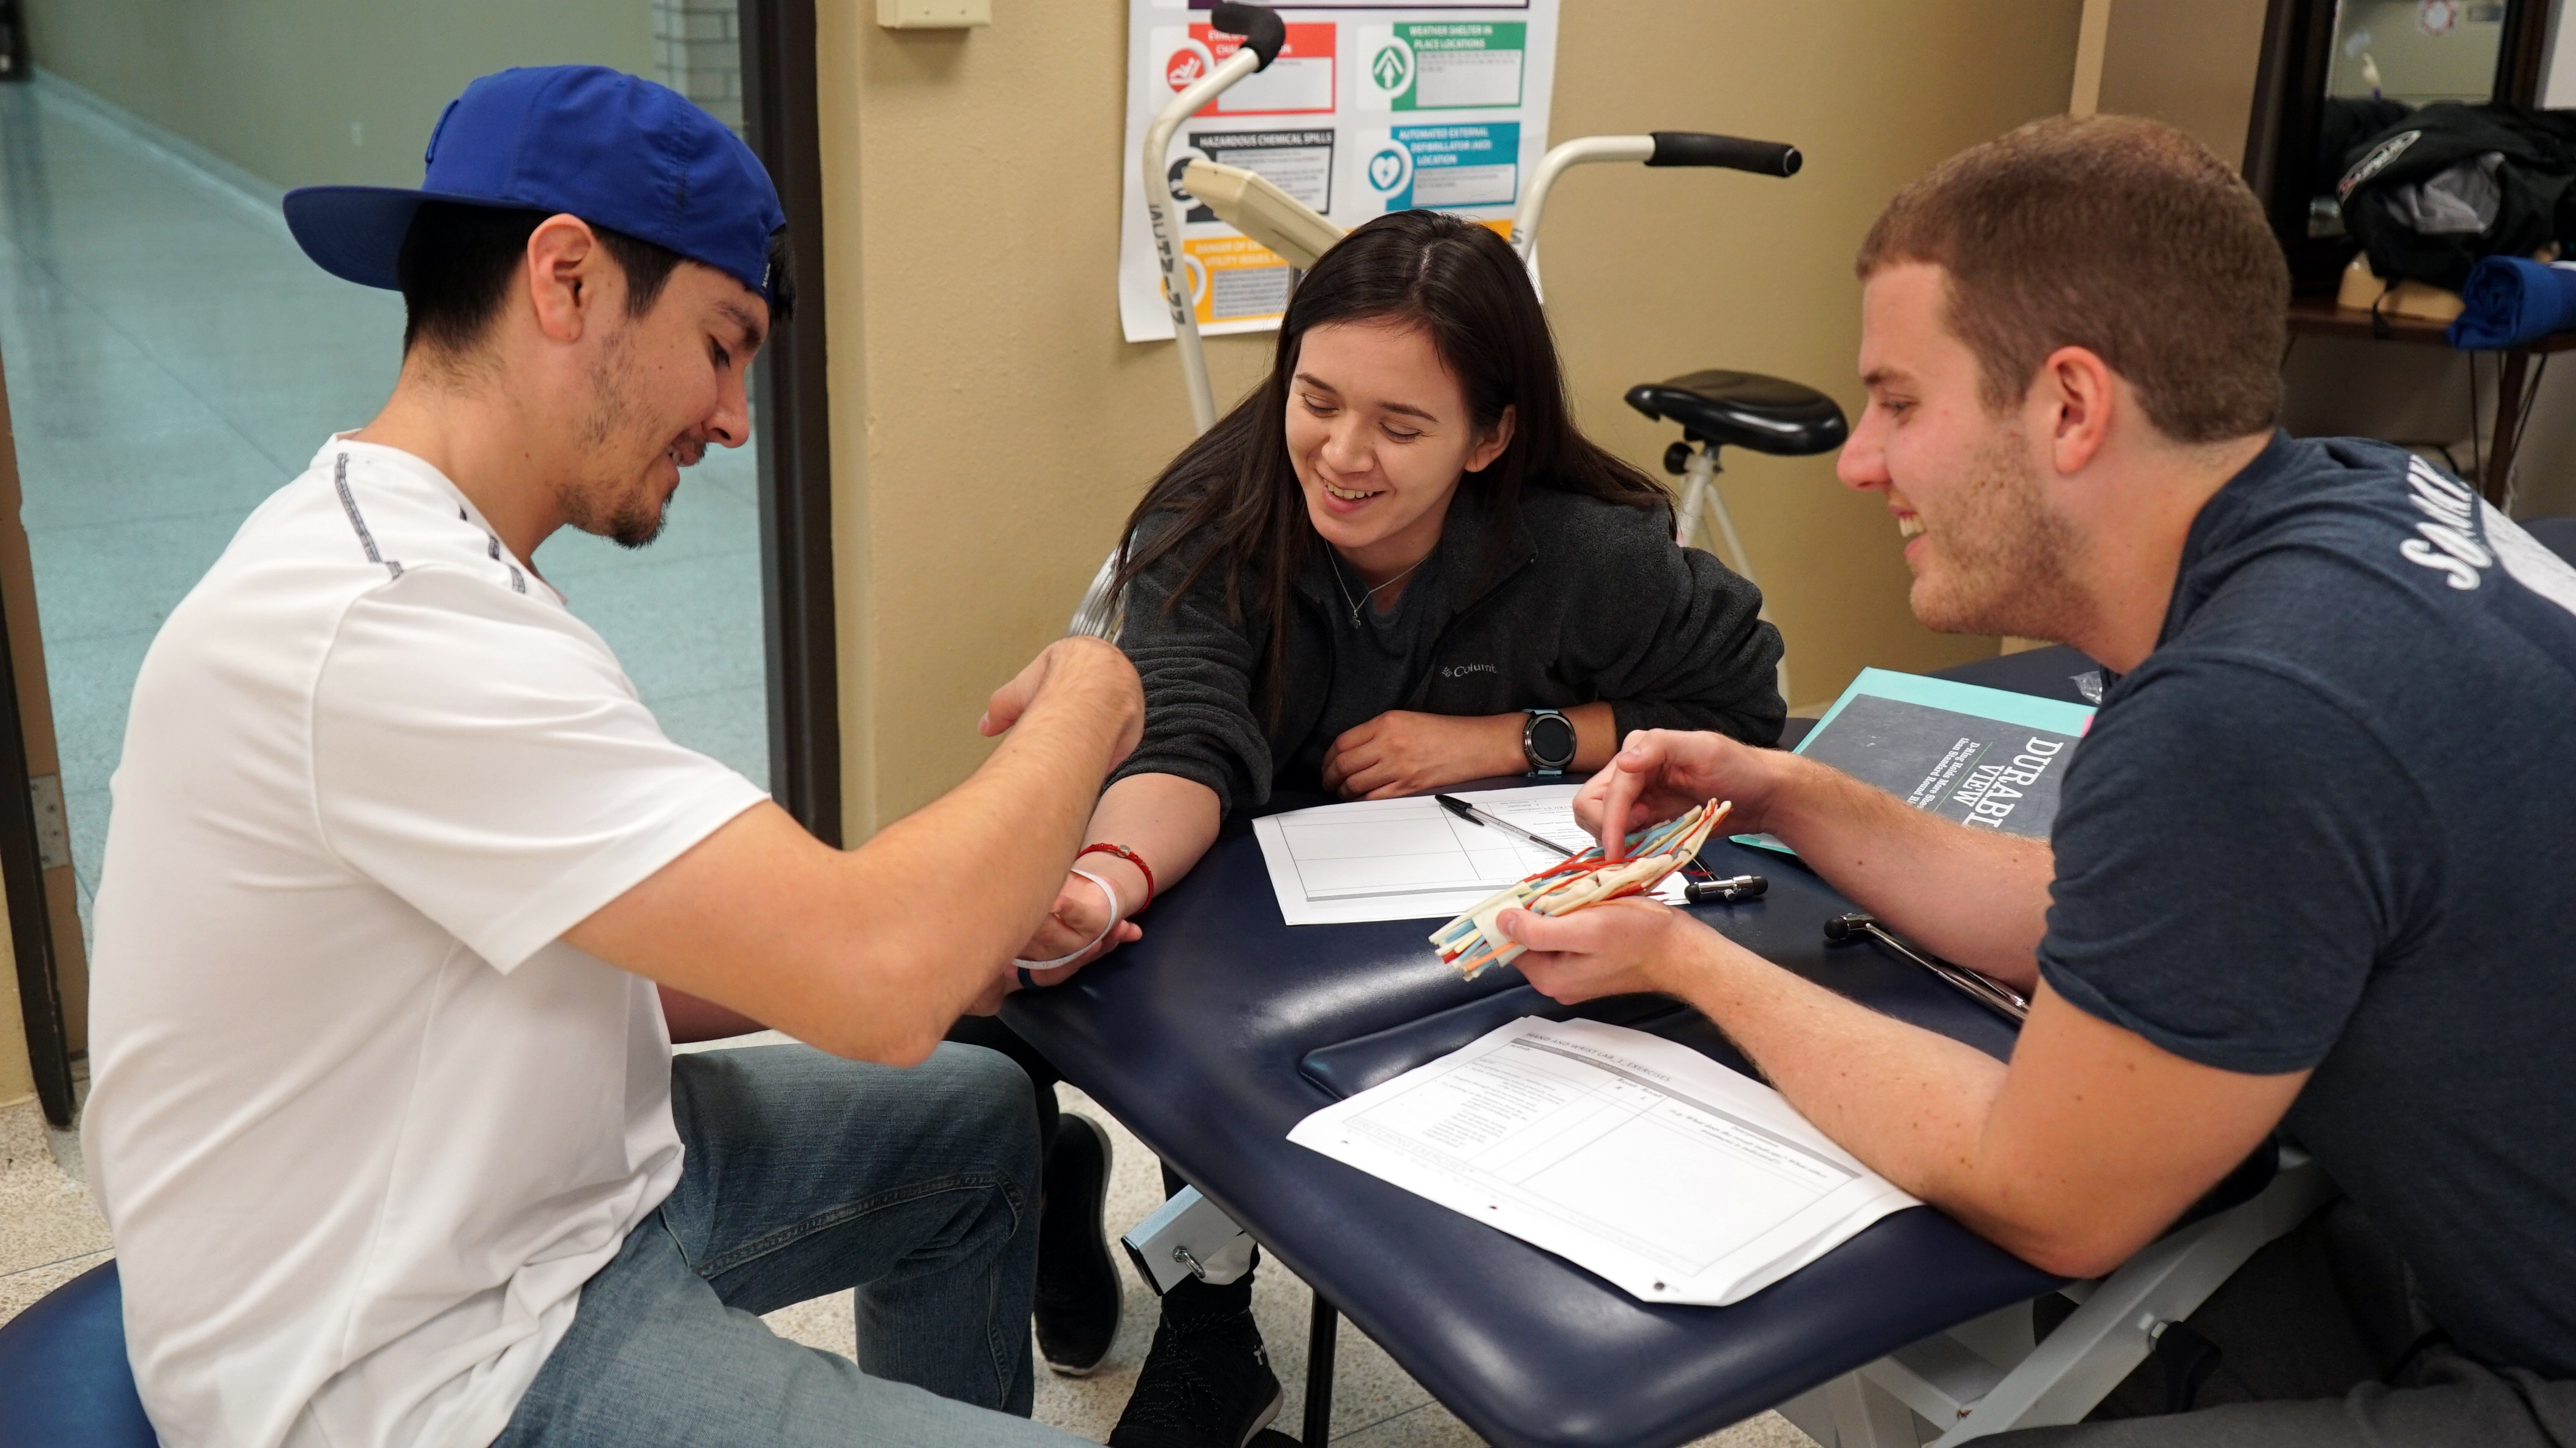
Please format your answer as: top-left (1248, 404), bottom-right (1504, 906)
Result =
top-left (0, 1095), bottom-right (113, 1331)
top-left (0, 1062), bottom-right (1818, 1447)
top-left (0, 77), bottom-right (769, 936)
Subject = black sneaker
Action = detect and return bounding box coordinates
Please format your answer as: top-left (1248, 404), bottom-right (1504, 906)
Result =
top-left (1107, 1283), bottom-right (1281, 1448)
top-left (1035, 1114), bottom-right (1123, 1375)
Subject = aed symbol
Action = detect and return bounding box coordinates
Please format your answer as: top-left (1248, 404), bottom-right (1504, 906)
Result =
top-left (1372, 43), bottom-right (1412, 94)
top-left (1166, 48), bottom-right (1207, 89)
top-left (1368, 146), bottom-right (1410, 192)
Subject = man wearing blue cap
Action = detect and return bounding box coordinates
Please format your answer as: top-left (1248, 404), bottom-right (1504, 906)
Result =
top-left (81, 67), bottom-right (1122, 1448)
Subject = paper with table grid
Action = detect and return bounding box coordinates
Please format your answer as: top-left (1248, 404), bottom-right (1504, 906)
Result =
top-left (1288, 1017), bottom-right (1920, 1305)
top-left (1250, 784), bottom-right (1686, 926)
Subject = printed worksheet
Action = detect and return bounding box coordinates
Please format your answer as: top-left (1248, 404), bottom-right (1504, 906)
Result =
top-left (1118, 0), bottom-right (1563, 342)
top-left (1288, 1017), bottom-right (1920, 1305)
top-left (1252, 784), bottom-right (1683, 926)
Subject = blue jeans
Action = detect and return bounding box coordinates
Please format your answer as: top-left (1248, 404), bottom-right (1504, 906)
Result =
top-left (492, 1042), bottom-right (1090, 1447)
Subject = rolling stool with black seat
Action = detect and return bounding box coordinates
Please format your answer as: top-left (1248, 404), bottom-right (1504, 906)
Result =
top-left (0, 1259), bottom-right (159, 1447)
top-left (1626, 369), bottom-right (1849, 703)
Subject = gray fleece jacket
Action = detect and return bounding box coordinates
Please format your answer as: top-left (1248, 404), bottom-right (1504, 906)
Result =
top-left (1110, 485), bottom-right (1786, 815)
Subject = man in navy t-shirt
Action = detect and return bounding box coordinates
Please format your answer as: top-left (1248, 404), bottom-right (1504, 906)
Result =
top-left (1504, 114), bottom-right (2576, 1444)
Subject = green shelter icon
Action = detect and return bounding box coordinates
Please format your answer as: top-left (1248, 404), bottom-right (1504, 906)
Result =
top-left (1371, 43), bottom-right (1412, 97)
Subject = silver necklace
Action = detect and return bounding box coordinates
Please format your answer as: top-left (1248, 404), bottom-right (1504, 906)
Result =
top-left (1327, 550), bottom-right (1427, 626)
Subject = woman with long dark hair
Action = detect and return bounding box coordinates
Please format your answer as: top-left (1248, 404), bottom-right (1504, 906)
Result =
top-left (967, 210), bottom-right (1783, 1445)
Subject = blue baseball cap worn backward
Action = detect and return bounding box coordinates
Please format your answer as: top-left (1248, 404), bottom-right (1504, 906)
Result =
top-left (283, 66), bottom-right (785, 307)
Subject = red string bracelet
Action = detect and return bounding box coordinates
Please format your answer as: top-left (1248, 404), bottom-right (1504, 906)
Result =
top-left (1076, 842), bottom-right (1155, 909)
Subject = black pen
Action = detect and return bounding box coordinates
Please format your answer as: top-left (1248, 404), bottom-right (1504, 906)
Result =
top-left (1434, 793), bottom-right (1576, 857)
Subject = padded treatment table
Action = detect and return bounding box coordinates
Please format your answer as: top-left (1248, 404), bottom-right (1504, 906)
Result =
top-left (1004, 681), bottom-right (2071, 1448)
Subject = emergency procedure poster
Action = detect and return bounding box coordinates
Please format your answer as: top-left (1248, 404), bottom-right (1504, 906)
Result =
top-left (1118, 0), bottom-right (1560, 343)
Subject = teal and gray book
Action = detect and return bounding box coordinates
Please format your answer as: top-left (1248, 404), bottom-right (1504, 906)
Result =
top-left (1739, 667), bottom-right (2096, 854)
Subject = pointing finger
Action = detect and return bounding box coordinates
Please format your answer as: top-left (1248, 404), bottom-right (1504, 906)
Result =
top-left (1599, 740), bottom-right (1657, 859)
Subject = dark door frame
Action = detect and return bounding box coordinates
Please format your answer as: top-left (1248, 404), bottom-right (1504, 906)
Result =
top-left (741, 0), bottom-right (843, 846)
top-left (0, 594), bottom-right (72, 1127)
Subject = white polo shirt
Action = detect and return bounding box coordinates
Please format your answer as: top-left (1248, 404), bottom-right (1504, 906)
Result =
top-left (82, 439), bottom-right (769, 1448)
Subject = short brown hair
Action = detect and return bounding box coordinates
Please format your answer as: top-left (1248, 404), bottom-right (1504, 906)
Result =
top-left (1856, 114), bottom-right (2286, 443)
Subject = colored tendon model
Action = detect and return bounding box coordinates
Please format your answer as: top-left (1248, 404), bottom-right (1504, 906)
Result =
top-left (1430, 801), bottom-right (1730, 979)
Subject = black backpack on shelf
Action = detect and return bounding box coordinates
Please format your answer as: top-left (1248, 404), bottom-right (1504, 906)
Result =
top-left (2335, 103), bottom-right (2576, 291)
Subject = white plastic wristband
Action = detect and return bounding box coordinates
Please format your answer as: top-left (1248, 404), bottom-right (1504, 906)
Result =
top-left (1013, 866), bottom-right (1125, 983)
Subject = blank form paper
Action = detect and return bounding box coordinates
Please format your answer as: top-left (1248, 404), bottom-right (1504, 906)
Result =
top-left (1289, 1017), bottom-right (1919, 1305)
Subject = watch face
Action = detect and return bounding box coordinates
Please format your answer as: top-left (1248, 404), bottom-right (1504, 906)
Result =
top-left (1530, 712), bottom-right (1577, 768)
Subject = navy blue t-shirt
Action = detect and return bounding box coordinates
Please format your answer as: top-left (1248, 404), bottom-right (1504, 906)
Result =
top-left (2039, 433), bottom-right (2576, 1378)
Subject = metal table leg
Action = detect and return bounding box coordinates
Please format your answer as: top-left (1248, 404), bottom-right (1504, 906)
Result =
top-left (1304, 1293), bottom-right (1337, 1446)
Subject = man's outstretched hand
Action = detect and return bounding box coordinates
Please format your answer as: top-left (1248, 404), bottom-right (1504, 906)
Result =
top-left (1577, 729), bottom-right (1786, 859)
top-left (979, 635), bottom-right (1145, 768)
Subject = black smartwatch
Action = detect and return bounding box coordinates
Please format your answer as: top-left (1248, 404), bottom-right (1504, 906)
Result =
top-left (1522, 708), bottom-right (1577, 776)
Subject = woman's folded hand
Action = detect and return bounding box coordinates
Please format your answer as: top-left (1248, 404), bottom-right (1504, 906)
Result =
top-left (1321, 710), bottom-right (1519, 799)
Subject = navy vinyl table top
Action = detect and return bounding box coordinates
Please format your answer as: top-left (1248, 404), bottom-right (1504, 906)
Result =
top-left (1005, 730), bottom-right (2069, 1446)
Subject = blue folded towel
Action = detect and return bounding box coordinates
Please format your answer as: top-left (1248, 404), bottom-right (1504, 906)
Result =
top-left (2447, 256), bottom-right (2576, 349)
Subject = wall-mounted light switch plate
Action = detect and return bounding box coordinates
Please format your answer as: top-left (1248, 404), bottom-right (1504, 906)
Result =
top-left (877, 0), bottom-right (989, 28)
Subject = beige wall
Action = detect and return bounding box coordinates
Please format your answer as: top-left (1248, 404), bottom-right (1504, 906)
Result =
top-left (820, 0), bottom-right (2084, 832)
top-left (24, 0), bottom-right (653, 190)
top-left (2090, 0), bottom-right (2271, 164)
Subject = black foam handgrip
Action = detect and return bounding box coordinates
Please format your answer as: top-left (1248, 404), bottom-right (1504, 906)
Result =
top-left (1647, 132), bottom-right (1803, 177)
top-left (1209, 4), bottom-right (1287, 70)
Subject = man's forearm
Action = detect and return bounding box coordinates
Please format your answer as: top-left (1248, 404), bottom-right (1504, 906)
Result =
top-left (1645, 921), bottom-right (2302, 1277)
top-left (566, 642), bottom-right (1141, 1066)
top-left (853, 658), bottom-right (1137, 1023)
top-left (1660, 925), bottom-right (2009, 1221)
top-left (1767, 754), bottom-right (2055, 986)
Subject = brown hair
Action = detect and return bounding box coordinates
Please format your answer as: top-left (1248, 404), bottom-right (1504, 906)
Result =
top-left (1855, 114), bottom-right (2286, 443)
top-left (1109, 210), bottom-right (1668, 715)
